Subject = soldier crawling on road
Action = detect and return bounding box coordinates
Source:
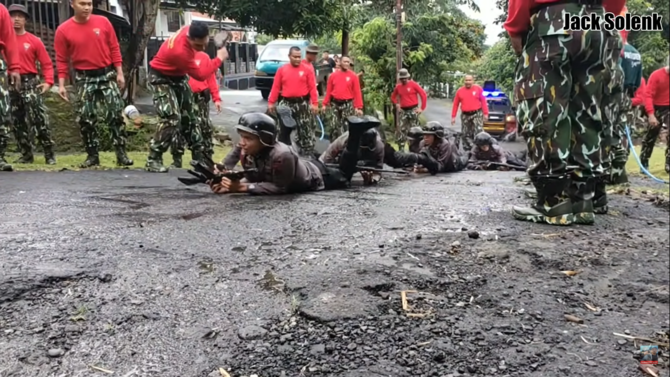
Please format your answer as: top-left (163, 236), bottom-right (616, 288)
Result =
top-left (468, 132), bottom-right (526, 171)
top-left (319, 128), bottom-right (384, 185)
top-left (411, 122), bottom-right (468, 174)
top-left (209, 113), bottom-right (381, 195)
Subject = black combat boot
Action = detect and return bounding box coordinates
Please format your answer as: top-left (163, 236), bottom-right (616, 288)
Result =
top-left (640, 159), bottom-right (649, 174)
top-left (278, 125), bottom-right (292, 145)
top-left (13, 153), bottom-right (34, 164)
top-left (191, 149), bottom-right (204, 166)
top-left (171, 154), bottom-right (183, 168)
top-left (0, 153), bottom-right (13, 171)
top-left (43, 147), bottom-right (56, 165)
top-left (145, 150), bottom-right (168, 173)
top-left (453, 153), bottom-right (469, 172)
top-left (115, 146), bottom-right (134, 167)
top-left (80, 147), bottom-right (100, 168)
top-left (512, 178), bottom-right (574, 225)
top-left (568, 178), bottom-right (596, 224)
top-left (339, 116), bottom-right (380, 180)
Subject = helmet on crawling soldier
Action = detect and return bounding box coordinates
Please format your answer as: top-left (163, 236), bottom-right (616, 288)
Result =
top-left (236, 113), bottom-right (277, 155)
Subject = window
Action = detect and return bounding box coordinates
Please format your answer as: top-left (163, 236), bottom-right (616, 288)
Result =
top-left (487, 98), bottom-right (512, 113)
top-left (110, 5), bottom-right (117, 13)
top-left (258, 45), bottom-right (293, 62)
top-left (166, 11), bottom-right (182, 33)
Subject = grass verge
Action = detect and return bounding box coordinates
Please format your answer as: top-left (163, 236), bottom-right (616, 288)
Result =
top-left (9, 146), bottom-right (232, 172)
top-left (625, 145), bottom-right (669, 182)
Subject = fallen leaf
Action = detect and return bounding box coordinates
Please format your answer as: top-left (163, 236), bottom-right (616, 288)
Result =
top-left (219, 368), bottom-right (231, 377)
top-left (564, 314), bottom-right (584, 324)
top-left (561, 270), bottom-right (580, 276)
top-left (639, 364), bottom-right (659, 377)
top-left (584, 302), bottom-right (599, 311)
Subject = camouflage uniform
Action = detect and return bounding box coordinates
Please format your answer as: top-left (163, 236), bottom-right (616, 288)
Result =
top-left (397, 108), bottom-right (419, 151)
top-left (329, 99), bottom-right (355, 140)
top-left (146, 71), bottom-right (203, 172)
top-left (512, 2), bottom-right (610, 226)
top-left (608, 87), bottom-right (632, 185)
top-left (169, 90), bottom-right (214, 168)
top-left (639, 107), bottom-right (670, 171)
top-left (460, 110), bottom-right (484, 152)
top-left (73, 69), bottom-right (131, 167)
top-left (10, 75), bottom-right (55, 163)
top-left (277, 97), bottom-right (316, 156)
top-left (0, 59), bottom-right (11, 171)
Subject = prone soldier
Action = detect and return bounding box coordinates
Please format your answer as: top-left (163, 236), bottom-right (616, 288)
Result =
top-left (406, 126), bottom-right (423, 153)
top-left (319, 128), bottom-right (384, 185)
top-left (9, 4), bottom-right (56, 165)
top-left (0, 3), bottom-right (20, 171)
top-left (391, 69), bottom-right (427, 151)
top-left (468, 132), bottom-right (526, 171)
top-left (54, 0), bottom-right (132, 168)
top-left (411, 122), bottom-right (468, 174)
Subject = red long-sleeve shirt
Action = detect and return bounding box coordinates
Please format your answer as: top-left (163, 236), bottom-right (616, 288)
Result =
top-left (268, 63), bottom-right (318, 105)
top-left (391, 80), bottom-right (427, 110)
top-left (632, 77), bottom-right (645, 107)
top-left (16, 33), bottom-right (54, 85)
top-left (0, 4), bottom-right (19, 72)
top-left (504, 0), bottom-right (626, 37)
top-left (322, 69), bottom-right (363, 109)
top-left (54, 15), bottom-right (122, 79)
top-left (644, 67), bottom-right (670, 115)
top-left (188, 52), bottom-right (221, 103)
top-left (150, 26), bottom-right (222, 82)
top-left (452, 85), bottom-right (489, 118)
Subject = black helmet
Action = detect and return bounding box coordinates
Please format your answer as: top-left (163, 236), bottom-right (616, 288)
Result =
top-left (360, 128), bottom-right (378, 149)
top-left (422, 121), bottom-right (444, 138)
top-left (474, 131), bottom-right (494, 146)
top-left (407, 126), bottom-right (423, 139)
top-left (236, 112), bottom-right (277, 146)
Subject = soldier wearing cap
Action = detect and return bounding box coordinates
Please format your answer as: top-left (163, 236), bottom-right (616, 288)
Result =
top-left (391, 68), bottom-right (427, 151)
top-left (8, 4), bottom-right (56, 165)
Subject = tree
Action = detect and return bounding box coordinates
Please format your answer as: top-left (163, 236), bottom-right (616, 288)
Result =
top-left (475, 38), bottom-right (517, 96)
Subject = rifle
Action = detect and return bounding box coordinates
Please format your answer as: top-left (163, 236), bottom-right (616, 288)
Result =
top-left (324, 164), bottom-right (410, 175)
top-left (467, 160), bottom-right (525, 171)
top-left (177, 157), bottom-right (258, 186)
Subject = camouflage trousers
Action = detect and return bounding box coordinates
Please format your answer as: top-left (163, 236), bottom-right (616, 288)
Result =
top-left (73, 69), bottom-right (126, 153)
top-left (460, 109), bottom-right (484, 152)
top-left (148, 72), bottom-right (203, 158)
top-left (329, 99), bottom-right (355, 140)
top-left (639, 106), bottom-right (670, 167)
top-left (600, 31), bottom-right (624, 176)
top-left (170, 91), bottom-right (213, 158)
top-left (9, 75), bottom-right (54, 158)
top-left (396, 107), bottom-right (419, 151)
top-left (609, 91), bottom-right (632, 182)
top-left (277, 97), bottom-right (315, 156)
top-left (0, 61), bottom-right (10, 160)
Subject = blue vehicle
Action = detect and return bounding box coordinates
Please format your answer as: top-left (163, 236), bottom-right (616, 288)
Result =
top-left (254, 39), bottom-right (332, 100)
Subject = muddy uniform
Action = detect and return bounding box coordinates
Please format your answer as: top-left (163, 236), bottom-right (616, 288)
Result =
top-left (504, 0), bottom-right (625, 226)
top-left (319, 129), bottom-right (384, 168)
top-left (146, 26), bottom-right (222, 172)
top-left (417, 138), bottom-right (466, 173)
top-left (391, 77), bottom-right (427, 151)
top-left (452, 85), bottom-right (488, 151)
top-left (269, 62), bottom-right (318, 156)
top-left (322, 69), bottom-right (363, 140)
top-left (10, 25), bottom-right (56, 164)
top-left (0, 4), bottom-right (19, 171)
top-left (170, 51), bottom-right (221, 167)
top-left (469, 145), bottom-right (526, 169)
top-left (55, 14), bottom-right (131, 167)
top-left (640, 66), bottom-right (670, 173)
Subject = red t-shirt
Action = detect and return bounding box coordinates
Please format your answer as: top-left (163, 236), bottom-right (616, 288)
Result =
top-left (391, 80), bottom-right (427, 110)
top-left (54, 15), bottom-right (122, 79)
top-left (16, 32), bottom-right (54, 84)
top-left (452, 85), bottom-right (489, 117)
top-left (632, 77), bottom-right (645, 108)
top-left (268, 63), bottom-right (318, 105)
top-left (149, 26), bottom-right (221, 82)
top-left (0, 4), bottom-right (19, 72)
top-left (188, 52), bottom-right (221, 103)
top-left (644, 67), bottom-right (670, 115)
top-left (323, 69), bottom-right (363, 109)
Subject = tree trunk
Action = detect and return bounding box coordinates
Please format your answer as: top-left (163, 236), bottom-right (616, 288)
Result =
top-left (120, 0), bottom-right (160, 104)
top-left (341, 28), bottom-right (349, 56)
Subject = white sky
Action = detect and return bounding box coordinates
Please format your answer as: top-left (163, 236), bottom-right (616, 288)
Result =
top-left (459, 0), bottom-right (504, 45)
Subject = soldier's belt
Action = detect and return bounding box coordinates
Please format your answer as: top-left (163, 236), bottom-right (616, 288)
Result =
top-left (281, 95), bottom-right (310, 104)
top-left (462, 109), bottom-right (481, 115)
top-left (76, 65), bottom-right (113, 77)
top-left (150, 69), bottom-right (186, 82)
top-left (401, 105), bottom-right (417, 111)
top-left (332, 98), bottom-right (353, 105)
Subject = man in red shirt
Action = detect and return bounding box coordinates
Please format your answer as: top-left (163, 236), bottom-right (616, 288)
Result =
top-left (391, 68), bottom-right (427, 151)
top-left (267, 46), bottom-right (318, 156)
top-left (640, 60), bottom-right (670, 173)
top-left (169, 51), bottom-right (223, 168)
top-left (504, 0), bottom-right (625, 226)
top-left (322, 55), bottom-right (363, 140)
top-left (631, 77), bottom-right (647, 133)
top-left (54, 0), bottom-right (131, 168)
top-left (0, 3), bottom-right (20, 172)
top-left (144, 21), bottom-right (227, 172)
top-left (8, 4), bottom-right (56, 166)
top-left (450, 75), bottom-right (488, 152)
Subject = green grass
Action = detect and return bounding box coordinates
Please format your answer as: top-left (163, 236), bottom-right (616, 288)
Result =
top-left (9, 145), bottom-right (232, 172)
top-left (625, 145), bottom-right (669, 181)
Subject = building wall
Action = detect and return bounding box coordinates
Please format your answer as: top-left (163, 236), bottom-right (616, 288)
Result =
top-left (154, 9), bottom-right (193, 37)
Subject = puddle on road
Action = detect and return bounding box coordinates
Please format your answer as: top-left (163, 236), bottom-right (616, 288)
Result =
top-left (259, 270), bottom-right (285, 293)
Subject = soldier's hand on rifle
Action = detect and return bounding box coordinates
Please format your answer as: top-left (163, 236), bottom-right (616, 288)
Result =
top-left (9, 72), bottom-right (21, 90)
top-left (37, 83), bottom-right (52, 94)
top-left (214, 101), bottom-right (222, 113)
top-left (361, 170), bottom-right (374, 185)
top-left (58, 85), bottom-right (69, 102)
top-left (267, 103), bottom-right (276, 114)
top-left (220, 177), bottom-right (247, 193)
top-left (355, 108), bottom-right (363, 116)
top-left (209, 182), bottom-right (228, 194)
top-left (649, 114), bottom-right (659, 127)
top-left (310, 103), bottom-right (319, 115)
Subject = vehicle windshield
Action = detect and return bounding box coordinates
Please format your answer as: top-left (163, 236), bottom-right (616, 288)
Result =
top-left (258, 45), bottom-right (293, 62)
top-left (487, 98), bottom-right (512, 113)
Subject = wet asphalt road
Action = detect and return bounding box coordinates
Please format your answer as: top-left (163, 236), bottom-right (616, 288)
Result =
top-left (1, 90), bottom-right (668, 377)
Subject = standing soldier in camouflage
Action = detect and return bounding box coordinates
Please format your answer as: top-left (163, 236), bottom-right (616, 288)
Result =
top-left (170, 51), bottom-right (222, 168)
top-left (145, 22), bottom-right (227, 172)
top-left (55, 0), bottom-right (131, 168)
top-left (451, 75), bottom-right (488, 152)
top-left (267, 46), bottom-right (319, 156)
top-left (391, 69), bottom-right (427, 151)
top-left (504, 0), bottom-right (625, 226)
top-left (0, 3), bottom-right (21, 172)
top-left (640, 59), bottom-right (670, 174)
top-left (321, 55), bottom-right (363, 140)
top-left (9, 4), bottom-right (56, 165)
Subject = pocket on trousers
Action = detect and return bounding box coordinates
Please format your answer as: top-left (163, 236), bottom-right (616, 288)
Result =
top-left (515, 79), bottom-right (550, 137)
